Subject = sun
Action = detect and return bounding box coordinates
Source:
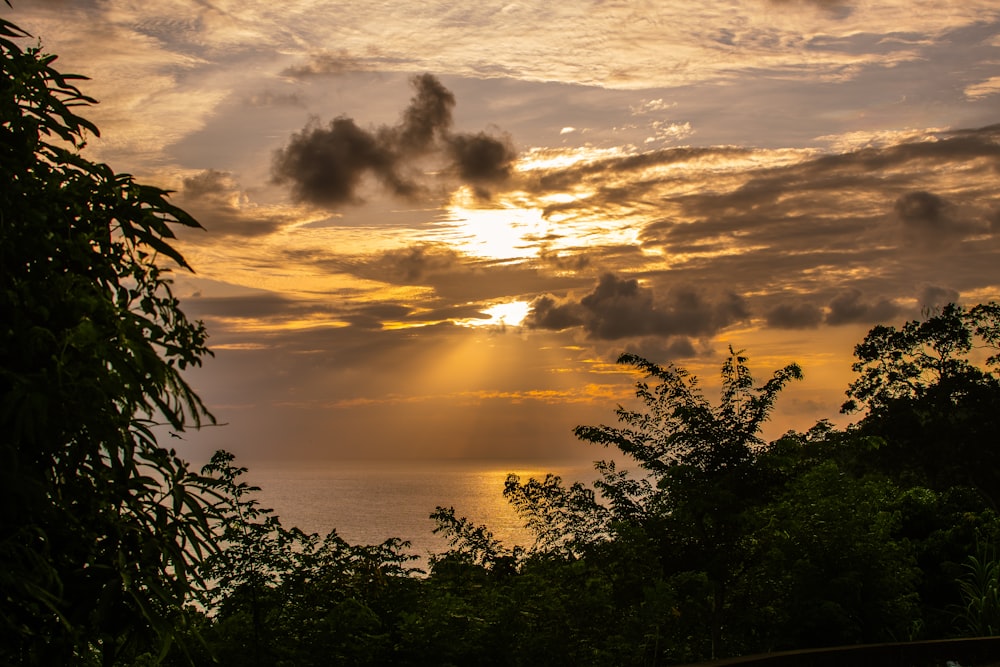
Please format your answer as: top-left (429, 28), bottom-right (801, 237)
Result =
top-left (458, 300), bottom-right (532, 328)
top-left (436, 187), bottom-right (550, 261)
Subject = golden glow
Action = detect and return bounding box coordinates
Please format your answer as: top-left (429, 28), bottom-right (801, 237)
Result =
top-left (215, 316), bottom-right (352, 332)
top-left (540, 192), bottom-right (580, 205)
top-left (325, 384), bottom-right (625, 408)
top-left (457, 300), bottom-right (531, 328)
top-left (440, 190), bottom-right (551, 260)
top-left (517, 146), bottom-right (628, 172)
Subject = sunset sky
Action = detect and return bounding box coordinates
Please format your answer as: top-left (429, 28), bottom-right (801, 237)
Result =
top-left (13, 1), bottom-right (1000, 465)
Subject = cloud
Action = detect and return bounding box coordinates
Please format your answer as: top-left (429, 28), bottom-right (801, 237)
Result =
top-left (456, 123), bottom-right (1000, 347)
top-left (918, 285), bottom-right (960, 312)
top-left (183, 168), bottom-right (234, 199)
top-left (894, 190), bottom-right (979, 245)
top-left (765, 0), bottom-right (854, 19)
top-left (364, 246), bottom-right (588, 300)
top-left (344, 303), bottom-right (413, 329)
top-left (446, 130), bottom-right (517, 187)
top-left (280, 50), bottom-right (374, 78)
top-left (183, 292), bottom-right (308, 320)
top-left (179, 169), bottom-right (296, 237)
top-left (815, 127), bottom-right (943, 153)
top-left (895, 190), bottom-right (948, 227)
top-left (183, 289), bottom-right (478, 332)
top-left (526, 295), bottom-right (586, 331)
top-left (622, 336), bottom-right (700, 363)
top-left (368, 245), bottom-right (464, 283)
top-left (766, 302), bottom-right (824, 329)
top-left (271, 74), bottom-right (516, 207)
top-left (526, 273), bottom-right (748, 340)
top-left (525, 124), bottom-right (1000, 228)
top-left (965, 76), bottom-right (1000, 100)
top-left (271, 116), bottom-right (401, 206)
top-left (825, 289), bottom-right (900, 325)
top-left (630, 98), bottom-right (677, 115)
top-left (644, 120), bottom-right (693, 144)
top-left (395, 73), bottom-right (454, 152)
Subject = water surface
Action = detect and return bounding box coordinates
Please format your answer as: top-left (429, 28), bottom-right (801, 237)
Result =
top-left (244, 461), bottom-right (598, 563)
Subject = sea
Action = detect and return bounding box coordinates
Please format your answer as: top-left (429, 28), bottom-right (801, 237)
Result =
top-left (242, 460), bottom-right (601, 568)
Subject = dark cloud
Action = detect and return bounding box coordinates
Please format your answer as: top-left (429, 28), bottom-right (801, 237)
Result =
top-left (315, 243), bottom-right (590, 306)
top-left (893, 190), bottom-right (981, 245)
top-left (271, 74), bottom-right (516, 207)
top-left (179, 169), bottom-right (293, 237)
top-left (271, 116), bottom-right (399, 206)
top-left (447, 131), bottom-right (517, 186)
top-left (180, 292), bottom-right (386, 329)
top-left (538, 248), bottom-right (592, 272)
top-left (918, 285), bottom-right (960, 312)
top-left (766, 302), bottom-right (824, 329)
top-left (523, 146), bottom-right (751, 196)
top-left (825, 289), bottom-right (900, 325)
top-left (413, 304), bottom-right (494, 323)
top-left (344, 303), bottom-right (412, 329)
top-left (526, 294), bottom-right (586, 331)
top-left (396, 73), bottom-right (454, 152)
top-left (526, 273), bottom-right (748, 340)
top-left (524, 125), bottom-right (1000, 233)
top-left (895, 190), bottom-right (947, 225)
top-left (183, 291), bottom-right (478, 332)
top-left (941, 123), bottom-right (1000, 140)
top-left (511, 125), bottom-right (1000, 323)
top-left (370, 245), bottom-right (463, 283)
top-left (183, 293), bottom-right (303, 320)
top-left (183, 168), bottom-right (232, 199)
top-left (623, 336), bottom-right (699, 363)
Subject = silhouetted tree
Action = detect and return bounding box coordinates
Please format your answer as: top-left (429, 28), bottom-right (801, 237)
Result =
top-left (0, 17), bottom-right (216, 664)
top-left (198, 451), bottom-right (420, 667)
top-left (504, 349), bottom-right (801, 660)
top-left (843, 302), bottom-right (1000, 504)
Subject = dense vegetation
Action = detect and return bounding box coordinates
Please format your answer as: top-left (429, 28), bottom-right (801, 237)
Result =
top-left (1, 15), bottom-right (216, 666)
top-left (5, 16), bottom-right (1000, 666)
top-left (177, 314), bottom-right (1000, 667)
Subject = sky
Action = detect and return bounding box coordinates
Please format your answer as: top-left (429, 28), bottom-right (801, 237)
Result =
top-left (12, 0), bottom-right (1000, 466)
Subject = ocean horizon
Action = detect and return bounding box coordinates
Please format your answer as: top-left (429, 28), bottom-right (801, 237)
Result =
top-left (239, 459), bottom-right (603, 566)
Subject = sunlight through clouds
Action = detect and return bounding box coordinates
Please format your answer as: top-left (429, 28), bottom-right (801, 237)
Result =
top-left (13, 0), bottom-right (1000, 464)
top-left (457, 301), bottom-right (532, 328)
top-left (437, 190), bottom-right (551, 261)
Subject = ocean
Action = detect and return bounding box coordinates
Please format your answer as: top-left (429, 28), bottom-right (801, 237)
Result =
top-left (242, 461), bottom-right (599, 566)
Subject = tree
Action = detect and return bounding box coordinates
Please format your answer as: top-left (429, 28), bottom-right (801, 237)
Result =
top-left (0, 17), bottom-right (217, 664)
top-left (751, 460), bottom-right (922, 648)
top-left (197, 451), bottom-right (421, 667)
top-left (843, 303), bottom-right (1000, 503)
top-left (506, 348), bottom-right (802, 660)
top-left (843, 302), bottom-right (1000, 416)
top-left (198, 451), bottom-right (293, 665)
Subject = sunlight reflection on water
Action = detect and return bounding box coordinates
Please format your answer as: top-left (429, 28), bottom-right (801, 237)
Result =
top-left (244, 461), bottom-right (599, 565)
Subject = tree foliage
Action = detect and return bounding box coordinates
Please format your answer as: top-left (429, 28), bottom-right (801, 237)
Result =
top-left (192, 452), bottom-right (420, 667)
top-left (844, 302), bottom-right (1000, 415)
top-left (503, 348), bottom-right (803, 659)
top-left (843, 303), bottom-right (1000, 504)
top-left (0, 17), bottom-right (217, 664)
top-left (172, 308), bottom-right (1000, 664)
top-left (575, 348), bottom-right (802, 476)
